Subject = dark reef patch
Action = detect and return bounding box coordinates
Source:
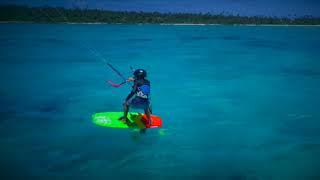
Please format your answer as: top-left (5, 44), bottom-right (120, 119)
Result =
top-left (220, 35), bottom-right (241, 41)
top-left (179, 36), bottom-right (210, 43)
top-left (127, 38), bottom-right (153, 42)
top-left (279, 117), bottom-right (320, 138)
top-left (243, 38), bottom-right (288, 50)
top-left (281, 67), bottom-right (320, 77)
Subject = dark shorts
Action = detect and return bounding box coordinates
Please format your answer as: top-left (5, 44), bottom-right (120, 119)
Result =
top-left (127, 97), bottom-right (150, 109)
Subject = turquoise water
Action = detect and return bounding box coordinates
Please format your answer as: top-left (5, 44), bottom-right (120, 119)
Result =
top-left (1, 24), bottom-right (320, 179)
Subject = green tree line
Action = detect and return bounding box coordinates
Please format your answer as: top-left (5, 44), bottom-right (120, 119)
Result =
top-left (1, 5), bottom-right (319, 25)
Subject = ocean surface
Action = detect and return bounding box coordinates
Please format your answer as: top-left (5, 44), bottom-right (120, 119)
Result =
top-left (0, 23), bottom-right (320, 179)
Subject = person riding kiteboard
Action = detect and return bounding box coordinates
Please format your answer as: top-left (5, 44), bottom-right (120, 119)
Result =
top-left (119, 69), bottom-right (152, 131)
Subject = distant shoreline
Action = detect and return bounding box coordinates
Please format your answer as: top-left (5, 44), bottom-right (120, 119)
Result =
top-left (2, 5), bottom-right (320, 26)
top-left (1, 21), bottom-right (320, 26)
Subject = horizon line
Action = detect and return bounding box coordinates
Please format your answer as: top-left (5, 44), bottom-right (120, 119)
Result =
top-left (1, 4), bottom-right (319, 19)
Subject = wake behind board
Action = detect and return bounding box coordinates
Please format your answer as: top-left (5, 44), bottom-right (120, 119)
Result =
top-left (92, 112), bottom-right (162, 129)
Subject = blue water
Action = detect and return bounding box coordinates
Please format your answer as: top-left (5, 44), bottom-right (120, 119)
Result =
top-left (1, 24), bottom-right (320, 179)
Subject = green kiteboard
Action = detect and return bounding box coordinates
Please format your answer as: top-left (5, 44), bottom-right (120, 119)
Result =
top-left (92, 112), bottom-right (162, 129)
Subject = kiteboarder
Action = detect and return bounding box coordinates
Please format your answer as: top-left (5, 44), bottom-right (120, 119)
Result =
top-left (119, 69), bottom-right (152, 132)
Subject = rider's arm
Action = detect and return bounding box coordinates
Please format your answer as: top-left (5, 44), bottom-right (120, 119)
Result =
top-left (125, 91), bottom-right (135, 102)
top-left (125, 81), bottom-right (137, 102)
top-left (126, 77), bottom-right (135, 82)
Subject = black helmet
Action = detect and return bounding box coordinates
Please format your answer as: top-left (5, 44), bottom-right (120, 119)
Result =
top-left (133, 69), bottom-right (147, 79)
